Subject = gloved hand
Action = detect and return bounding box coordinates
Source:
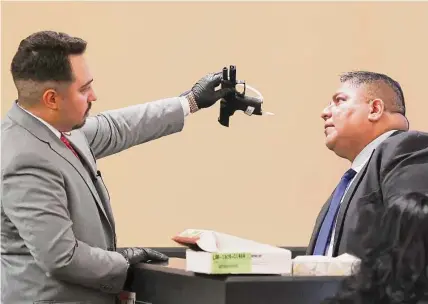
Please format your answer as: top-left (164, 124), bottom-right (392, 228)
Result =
top-left (183, 71), bottom-right (236, 110)
top-left (117, 247), bottom-right (168, 265)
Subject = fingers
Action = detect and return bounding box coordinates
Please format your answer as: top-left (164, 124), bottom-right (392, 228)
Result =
top-left (214, 88), bottom-right (235, 100)
top-left (209, 72), bottom-right (223, 87)
top-left (145, 248), bottom-right (169, 261)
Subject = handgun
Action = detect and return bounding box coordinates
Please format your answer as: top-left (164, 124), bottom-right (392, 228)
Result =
top-left (218, 65), bottom-right (264, 127)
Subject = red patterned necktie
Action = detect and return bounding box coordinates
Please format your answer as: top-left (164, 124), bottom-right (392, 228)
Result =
top-left (60, 133), bottom-right (80, 159)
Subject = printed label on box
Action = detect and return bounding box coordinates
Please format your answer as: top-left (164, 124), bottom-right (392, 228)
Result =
top-left (211, 252), bottom-right (252, 273)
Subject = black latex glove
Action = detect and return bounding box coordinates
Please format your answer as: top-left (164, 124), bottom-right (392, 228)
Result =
top-left (117, 247), bottom-right (168, 265)
top-left (187, 71), bottom-right (236, 109)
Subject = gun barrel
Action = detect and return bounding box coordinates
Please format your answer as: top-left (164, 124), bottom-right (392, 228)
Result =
top-left (229, 65), bottom-right (236, 83)
top-left (222, 67), bottom-right (228, 82)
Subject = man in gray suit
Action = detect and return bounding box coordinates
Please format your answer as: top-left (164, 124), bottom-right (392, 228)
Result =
top-left (306, 71), bottom-right (428, 258)
top-left (1, 31), bottom-right (239, 304)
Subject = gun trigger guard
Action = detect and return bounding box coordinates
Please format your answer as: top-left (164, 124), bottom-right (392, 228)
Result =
top-left (236, 80), bottom-right (246, 97)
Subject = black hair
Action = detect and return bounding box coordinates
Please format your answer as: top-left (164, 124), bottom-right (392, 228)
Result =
top-left (10, 30), bottom-right (87, 104)
top-left (340, 70), bottom-right (406, 116)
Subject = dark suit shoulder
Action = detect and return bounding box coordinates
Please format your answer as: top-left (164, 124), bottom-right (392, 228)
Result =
top-left (371, 130), bottom-right (428, 195)
top-left (383, 129), bottom-right (428, 144)
top-left (374, 130), bottom-right (428, 161)
top-left (381, 129), bottom-right (428, 146)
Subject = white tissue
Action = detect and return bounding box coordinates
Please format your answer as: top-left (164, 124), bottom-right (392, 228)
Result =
top-left (292, 253), bottom-right (360, 276)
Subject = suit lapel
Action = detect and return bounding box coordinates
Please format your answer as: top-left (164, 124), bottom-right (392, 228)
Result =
top-left (7, 101), bottom-right (113, 232)
top-left (332, 153), bottom-right (374, 255)
top-left (65, 133), bottom-right (116, 230)
top-left (66, 132), bottom-right (98, 176)
top-left (49, 137), bottom-right (113, 228)
top-left (307, 192), bottom-right (333, 254)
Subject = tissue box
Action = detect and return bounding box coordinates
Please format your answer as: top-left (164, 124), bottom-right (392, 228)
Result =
top-left (172, 229), bottom-right (292, 275)
top-left (292, 253), bottom-right (360, 276)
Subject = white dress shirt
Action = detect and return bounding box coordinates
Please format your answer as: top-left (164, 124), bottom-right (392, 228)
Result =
top-left (326, 129), bottom-right (397, 256)
top-left (17, 97), bottom-right (190, 139)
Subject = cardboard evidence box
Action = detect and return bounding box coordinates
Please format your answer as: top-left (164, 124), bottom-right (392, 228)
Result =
top-left (172, 229), bottom-right (292, 275)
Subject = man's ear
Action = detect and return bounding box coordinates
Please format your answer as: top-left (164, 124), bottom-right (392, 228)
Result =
top-left (368, 98), bottom-right (385, 122)
top-left (42, 88), bottom-right (60, 111)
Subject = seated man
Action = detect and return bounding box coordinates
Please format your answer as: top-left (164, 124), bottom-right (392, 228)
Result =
top-left (322, 192), bottom-right (428, 304)
top-left (307, 71), bottom-right (428, 257)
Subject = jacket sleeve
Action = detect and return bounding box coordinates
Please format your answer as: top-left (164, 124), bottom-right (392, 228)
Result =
top-left (81, 97), bottom-right (185, 159)
top-left (1, 153), bottom-right (129, 294)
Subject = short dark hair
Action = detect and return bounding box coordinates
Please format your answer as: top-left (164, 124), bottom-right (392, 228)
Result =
top-left (10, 31), bottom-right (87, 104)
top-left (339, 70), bottom-right (406, 116)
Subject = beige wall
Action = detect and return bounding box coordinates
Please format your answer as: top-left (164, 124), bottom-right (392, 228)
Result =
top-left (2, 1), bottom-right (428, 247)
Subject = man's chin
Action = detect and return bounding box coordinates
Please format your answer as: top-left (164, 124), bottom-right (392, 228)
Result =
top-left (325, 135), bottom-right (336, 151)
top-left (325, 137), bottom-right (349, 159)
top-left (71, 118), bottom-right (87, 130)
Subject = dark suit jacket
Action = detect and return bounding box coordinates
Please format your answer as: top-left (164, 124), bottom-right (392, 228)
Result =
top-left (307, 130), bottom-right (428, 258)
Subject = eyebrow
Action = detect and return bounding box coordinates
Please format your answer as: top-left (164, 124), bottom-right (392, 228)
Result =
top-left (332, 92), bottom-right (348, 99)
top-left (80, 79), bottom-right (93, 90)
top-left (332, 92), bottom-right (340, 100)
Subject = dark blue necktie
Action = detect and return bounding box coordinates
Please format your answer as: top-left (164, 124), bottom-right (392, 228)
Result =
top-left (313, 168), bottom-right (357, 255)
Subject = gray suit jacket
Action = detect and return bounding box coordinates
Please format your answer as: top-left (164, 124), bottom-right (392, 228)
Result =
top-left (1, 98), bottom-right (185, 304)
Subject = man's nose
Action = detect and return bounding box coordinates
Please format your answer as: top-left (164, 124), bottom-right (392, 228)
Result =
top-left (321, 104), bottom-right (332, 121)
top-left (89, 90), bottom-right (97, 103)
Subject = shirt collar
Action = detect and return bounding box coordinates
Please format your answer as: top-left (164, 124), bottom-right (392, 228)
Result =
top-left (351, 130), bottom-right (397, 173)
top-left (17, 103), bottom-right (62, 139)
